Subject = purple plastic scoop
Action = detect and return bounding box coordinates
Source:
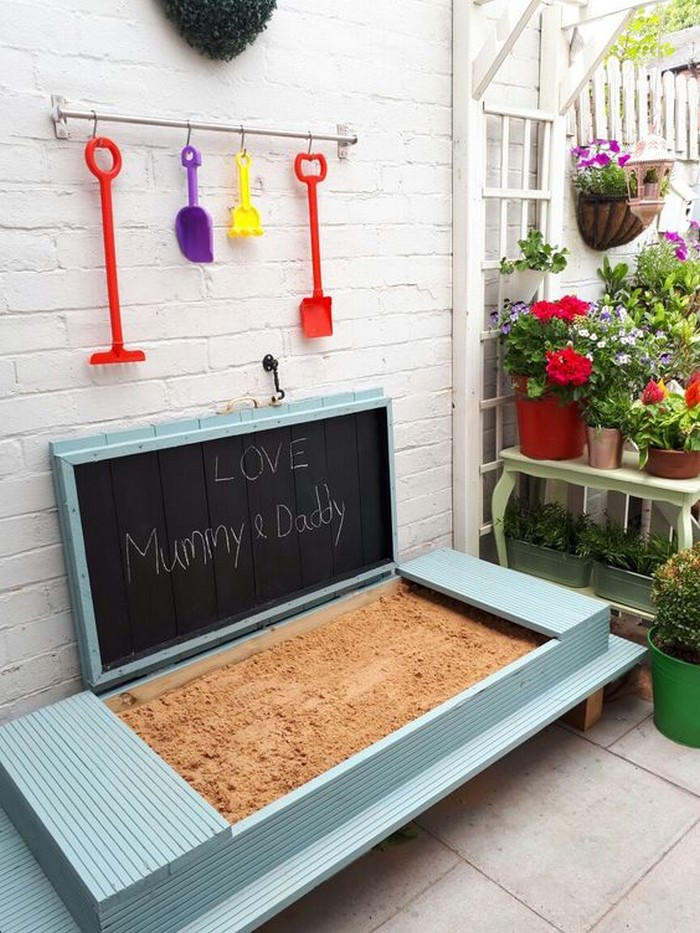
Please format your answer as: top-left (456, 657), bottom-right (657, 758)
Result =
top-left (175, 145), bottom-right (214, 263)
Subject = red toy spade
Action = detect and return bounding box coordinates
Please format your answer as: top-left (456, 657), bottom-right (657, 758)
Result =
top-left (294, 152), bottom-right (333, 338)
top-left (84, 137), bottom-right (145, 365)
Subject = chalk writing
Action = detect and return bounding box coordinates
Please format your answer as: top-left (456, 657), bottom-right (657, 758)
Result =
top-left (214, 437), bottom-right (308, 484)
top-left (125, 522), bottom-right (245, 583)
top-left (275, 483), bottom-right (346, 547)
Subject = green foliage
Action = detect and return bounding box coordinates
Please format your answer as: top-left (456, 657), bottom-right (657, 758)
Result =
top-left (571, 140), bottom-right (631, 198)
top-left (570, 303), bottom-right (651, 429)
top-left (160, 0), bottom-right (276, 61)
top-left (597, 256), bottom-right (630, 304)
top-left (663, 0), bottom-right (700, 30)
top-left (578, 517), bottom-right (676, 576)
top-left (626, 386), bottom-right (700, 467)
top-left (499, 230), bottom-right (568, 276)
top-left (502, 498), bottom-right (590, 556)
top-left (652, 543), bottom-right (700, 659)
top-left (598, 234), bottom-right (700, 383)
top-left (608, 9), bottom-right (674, 64)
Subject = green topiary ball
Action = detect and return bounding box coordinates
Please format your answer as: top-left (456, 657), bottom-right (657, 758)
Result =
top-left (161, 0), bottom-right (277, 61)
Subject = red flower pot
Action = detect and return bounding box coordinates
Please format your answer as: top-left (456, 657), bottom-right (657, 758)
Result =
top-left (645, 448), bottom-right (700, 479)
top-left (514, 382), bottom-right (585, 460)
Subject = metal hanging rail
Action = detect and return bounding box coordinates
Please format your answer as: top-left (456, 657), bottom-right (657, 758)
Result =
top-left (50, 96), bottom-right (358, 158)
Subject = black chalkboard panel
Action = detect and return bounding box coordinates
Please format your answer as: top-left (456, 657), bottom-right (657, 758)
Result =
top-left (75, 407), bottom-right (394, 670)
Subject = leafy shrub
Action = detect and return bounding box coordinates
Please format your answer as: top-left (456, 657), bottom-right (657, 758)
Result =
top-left (499, 230), bottom-right (568, 275)
top-left (652, 543), bottom-right (700, 662)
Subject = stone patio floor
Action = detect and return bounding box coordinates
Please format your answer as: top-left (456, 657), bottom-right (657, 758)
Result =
top-left (260, 684), bottom-right (700, 933)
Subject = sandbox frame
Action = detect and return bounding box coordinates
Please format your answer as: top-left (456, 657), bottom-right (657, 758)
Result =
top-left (0, 392), bottom-right (647, 933)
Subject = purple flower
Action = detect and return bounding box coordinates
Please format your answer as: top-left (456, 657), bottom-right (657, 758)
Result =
top-left (595, 153), bottom-right (611, 167)
top-left (675, 247), bottom-right (688, 261)
top-left (660, 353), bottom-right (672, 366)
top-left (618, 154), bottom-right (631, 167)
top-left (691, 220), bottom-right (700, 230)
top-left (664, 231), bottom-right (684, 244)
top-left (501, 323), bottom-right (511, 335)
top-left (609, 140), bottom-right (620, 153)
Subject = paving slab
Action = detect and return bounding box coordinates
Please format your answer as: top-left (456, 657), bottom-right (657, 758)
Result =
top-left (416, 727), bottom-right (700, 933)
top-left (257, 825), bottom-right (459, 933)
top-left (610, 717), bottom-right (700, 797)
top-left (374, 861), bottom-right (559, 933)
top-left (563, 695), bottom-right (653, 749)
top-left (593, 819), bottom-right (700, 932)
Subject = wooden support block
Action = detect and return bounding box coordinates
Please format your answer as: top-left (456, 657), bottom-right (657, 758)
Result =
top-left (560, 688), bottom-right (604, 731)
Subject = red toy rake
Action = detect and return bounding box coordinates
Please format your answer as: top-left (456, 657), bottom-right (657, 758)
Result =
top-left (84, 137), bottom-right (145, 365)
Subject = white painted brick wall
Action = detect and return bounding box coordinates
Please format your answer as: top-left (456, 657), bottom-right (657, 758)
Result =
top-left (0, 0), bottom-right (454, 721)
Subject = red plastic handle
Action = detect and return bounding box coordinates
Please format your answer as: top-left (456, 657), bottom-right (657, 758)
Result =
top-left (84, 137), bottom-right (123, 181)
top-left (294, 152), bottom-right (328, 186)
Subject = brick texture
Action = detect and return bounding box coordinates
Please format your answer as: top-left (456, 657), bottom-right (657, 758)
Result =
top-left (0, 0), bottom-right (454, 720)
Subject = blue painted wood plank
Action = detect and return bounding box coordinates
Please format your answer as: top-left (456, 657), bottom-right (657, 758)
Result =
top-left (0, 692), bottom-right (230, 910)
top-left (399, 549), bottom-right (610, 638)
top-left (0, 807), bottom-right (80, 933)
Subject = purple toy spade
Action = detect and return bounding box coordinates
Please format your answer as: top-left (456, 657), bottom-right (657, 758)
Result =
top-left (175, 145), bottom-right (214, 263)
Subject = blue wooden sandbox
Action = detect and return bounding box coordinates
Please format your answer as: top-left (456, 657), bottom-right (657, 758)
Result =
top-left (0, 392), bottom-right (646, 933)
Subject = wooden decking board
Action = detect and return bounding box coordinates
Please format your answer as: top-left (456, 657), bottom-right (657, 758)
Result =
top-left (0, 690), bottom-right (233, 929)
top-left (0, 807), bottom-right (81, 933)
top-left (399, 549), bottom-right (610, 638)
top-left (0, 546), bottom-right (647, 933)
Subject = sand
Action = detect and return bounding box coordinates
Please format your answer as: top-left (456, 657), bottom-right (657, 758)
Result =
top-left (121, 583), bottom-right (543, 824)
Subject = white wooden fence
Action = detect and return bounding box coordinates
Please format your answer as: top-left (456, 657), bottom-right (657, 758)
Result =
top-left (574, 56), bottom-right (699, 160)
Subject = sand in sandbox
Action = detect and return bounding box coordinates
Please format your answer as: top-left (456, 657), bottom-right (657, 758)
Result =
top-left (120, 583), bottom-right (544, 824)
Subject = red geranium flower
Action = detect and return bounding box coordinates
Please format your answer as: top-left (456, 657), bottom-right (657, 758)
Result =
top-left (685, 380), bottom-right (700, 408)
top-left (531, 300), bottom-right (561, 322)
top-left (641, 380), bottom-right (667, 405)
top-left (557, 295), bottom-right (590, 319)
top-left (531, 296), bottom-right (590, 323)
top-left (545, 347), bottom-right (592, 387)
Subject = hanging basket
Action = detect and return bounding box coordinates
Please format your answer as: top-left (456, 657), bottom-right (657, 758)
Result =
top-left (575, 195), bottom-right (646, 251)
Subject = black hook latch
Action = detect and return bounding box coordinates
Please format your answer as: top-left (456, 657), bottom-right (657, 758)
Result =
top-left (262, 354), bottom-right (286, 404)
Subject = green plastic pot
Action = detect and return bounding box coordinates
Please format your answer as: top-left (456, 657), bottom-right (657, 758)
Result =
top-left (506, 538), bottom-right (592, 587)
top-left (648, 627), bottom-right (700, 748)
top-left (592, 562), bottom-right (653, 614)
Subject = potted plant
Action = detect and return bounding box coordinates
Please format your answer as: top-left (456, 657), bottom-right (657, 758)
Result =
top-left (492, 295), bottom-right (592, 459)
top-left (570, 302), bottom-right (652, 469)
top-left (502, 497), bottom-right (592, 587)
top-left (626, 378), bottom-right (700, 478)
top-left (499, 229), bottom-right (568, 303)
top-left (578, 517), bottom-right (675, 613)
top-left (571, 138), bottom-right (646, 250)
top-left (649, 543), bottom-right (700, 746)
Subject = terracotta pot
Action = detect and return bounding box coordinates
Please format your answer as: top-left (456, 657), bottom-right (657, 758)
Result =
top-left (645, 448), bottom-right (700, 479)
top-left (514, 379), bottom-right (585, 460)
top-left (575, 194), bottom-right (646, 250)
top-left (586, 426), bottom-right (623, 470)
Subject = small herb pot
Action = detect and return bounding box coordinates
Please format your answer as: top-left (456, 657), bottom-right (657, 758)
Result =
top-left (586, 426), bottom-right (623, 470)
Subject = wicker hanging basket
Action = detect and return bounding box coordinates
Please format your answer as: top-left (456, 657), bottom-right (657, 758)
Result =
top-left (575, 195), bottom-right (647, 251)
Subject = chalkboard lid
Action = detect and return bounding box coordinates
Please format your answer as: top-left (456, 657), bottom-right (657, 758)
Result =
top-left (51, 390), bottom-right (398, 692)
